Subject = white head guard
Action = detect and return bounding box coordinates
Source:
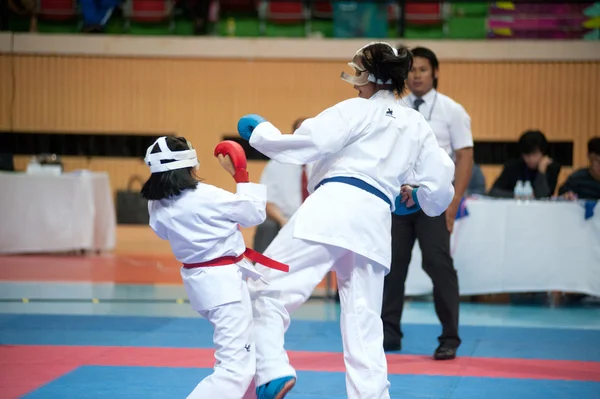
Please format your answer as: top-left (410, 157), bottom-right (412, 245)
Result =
top-left (341, 41), bottom-right (399, 86)
top-left (144, 136), bottom-right (199, 174)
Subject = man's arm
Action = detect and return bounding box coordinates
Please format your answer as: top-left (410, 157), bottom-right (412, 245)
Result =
top-left (546, 161), bottom-right (561, 196)
top-left (453, 148), bottom-right (474, 200)
top-left (266, 202), bottom-right (288, 226)
top-left (558, 173), bottom-right (575, 196)
top-left (488, 162), bottom-right (518, 198)
top-left (412, 121), bottom-right (456, 217)
top-left (446, 147), bottom-right (473, 231)
top-left (531, 158), bottom-right (560, 198)
top-left (446, 102), bottom-right (474, 232)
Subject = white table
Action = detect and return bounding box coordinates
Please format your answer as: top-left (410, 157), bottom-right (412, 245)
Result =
top-left (0, 171), bottom-right (116, 254)
top-left (405, 198), bottom-right (600, 297)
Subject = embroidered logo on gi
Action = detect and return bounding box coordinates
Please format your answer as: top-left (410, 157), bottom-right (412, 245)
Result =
top-left (385, 108), bottom-right (395, 118)
top-left (245, 344), bottom-right (251, 352)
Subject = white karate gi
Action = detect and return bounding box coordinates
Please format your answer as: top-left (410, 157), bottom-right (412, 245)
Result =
top-left (247, 90), bottom-right (455, 399)
top-left (148, 182), bottom-right (267, 399)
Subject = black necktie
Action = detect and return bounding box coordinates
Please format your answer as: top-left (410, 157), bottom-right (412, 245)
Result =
top-left (414, 98), bottom-right (424, 111)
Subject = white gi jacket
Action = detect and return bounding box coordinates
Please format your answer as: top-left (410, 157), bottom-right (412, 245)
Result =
top-left (249, 90), bottom-right (455, 270)
top-left (148, 182), bottom-right (267, 310)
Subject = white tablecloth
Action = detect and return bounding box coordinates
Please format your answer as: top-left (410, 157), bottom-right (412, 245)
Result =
top-left (0, 172), bottom-right (116, 254)
top-left (405, 198), bottom-right (600, 297)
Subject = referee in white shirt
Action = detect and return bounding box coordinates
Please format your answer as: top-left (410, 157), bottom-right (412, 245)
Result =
top-left (381, 47), bottom-right (474, 360)
top-left (253, 118), bottom-right (308, 253)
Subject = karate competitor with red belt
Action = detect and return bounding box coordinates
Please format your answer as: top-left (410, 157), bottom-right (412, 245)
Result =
top-left (140, 135), bottom-right (288, 399)
top-left (236, 42), bottom-right (456, 399)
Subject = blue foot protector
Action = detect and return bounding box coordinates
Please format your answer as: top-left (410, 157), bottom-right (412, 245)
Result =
top-left (256, 376), bottom-right (296, 399)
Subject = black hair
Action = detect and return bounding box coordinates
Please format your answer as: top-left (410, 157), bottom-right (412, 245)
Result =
top-left (410, 46), bottom-right (439, 89)
top-left (360, 43), bottom-right (413, 96)
top-left (140, 135), bottom-right (199, 200)
top-left (588, 137), bottom-right (600, 155)
top-left (518, 130), bottom-right (548, 155)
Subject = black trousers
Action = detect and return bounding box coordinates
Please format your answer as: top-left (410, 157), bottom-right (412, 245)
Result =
top-left (253, 218), bottom-right (281, 254)
top-left (381, 211), bottom-right (461, 348)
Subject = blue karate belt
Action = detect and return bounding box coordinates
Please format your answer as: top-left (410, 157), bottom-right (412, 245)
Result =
top-left (315, 176), bottom-right (392, 209)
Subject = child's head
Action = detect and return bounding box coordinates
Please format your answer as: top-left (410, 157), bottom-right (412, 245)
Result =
top-left (141, 135), bottom-right (200, 200)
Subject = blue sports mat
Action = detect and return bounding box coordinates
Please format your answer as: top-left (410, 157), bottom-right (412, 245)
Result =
top-left (22, 366), bottom-right (600, 399)
top-left (2, 314), bottom-right (600, 361)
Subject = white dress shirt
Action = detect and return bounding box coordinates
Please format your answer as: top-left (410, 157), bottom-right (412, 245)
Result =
top-left (404, 89), bottom-right (473, 161)
top-left (259, 160), bottom-right (304, 219)
top-left (249, 90), bottom-right (455, 269)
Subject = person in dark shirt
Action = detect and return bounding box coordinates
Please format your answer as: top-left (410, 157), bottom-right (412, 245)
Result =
top-left (559, 137), bottom-right (600, 200)
top-left (0, 153), bottom-right (14, 171)
top-left (489, 130), bottom-right (561, 198)
top-left (466, 164), bottom-right (486, 196)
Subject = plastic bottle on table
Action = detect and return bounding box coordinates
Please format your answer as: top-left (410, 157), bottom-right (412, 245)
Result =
top-left (523, 180), bottom-right (534, 200)
top-left (514, 180), bottom-right (524, 200)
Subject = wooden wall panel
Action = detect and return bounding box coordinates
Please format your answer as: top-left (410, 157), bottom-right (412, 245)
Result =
top-left (4, 55), bottom-right (599, 193)
top-left (0, 55), bottom-right (12, 130)
top-left (440, 62), bottom-right (599, 166)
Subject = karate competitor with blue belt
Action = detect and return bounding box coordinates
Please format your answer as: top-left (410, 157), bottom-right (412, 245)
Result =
top-left (237, 42), bottom-right (456, 399)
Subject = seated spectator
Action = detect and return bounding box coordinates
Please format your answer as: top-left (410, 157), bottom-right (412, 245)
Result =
top-left (183, 0), bottom-right (211, 35)
top-left (0, 153), bottom-right (15, 171)
top-left (7, 0), bottom-right (37, 31)
top-left (559, 137), bottom-right (600, 200)
top-left (466, 164), bottom-right (486, 196)
top-left (80, 0), bottom-right (121, 33)
top-left (489, 130), bottom-right (561, 198)
top-left (253, 118), bottom-right (308, 253)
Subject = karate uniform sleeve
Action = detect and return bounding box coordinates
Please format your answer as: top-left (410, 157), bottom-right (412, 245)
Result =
top-left (249, 99), bottom-right (362, 165)
top-left (148, 201), bottom-right (168, 240)
top-left (413, 120), bottom-right (456, 217)
top-left (227, 182), bottom-right (268, 228)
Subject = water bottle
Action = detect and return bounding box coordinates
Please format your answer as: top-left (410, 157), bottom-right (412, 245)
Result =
top-left (523, 180), bottom-right (534, 200)
top-left (26, 156), bottom-right (40, 174)
top-left (514, 180), bottom-right (524, 200)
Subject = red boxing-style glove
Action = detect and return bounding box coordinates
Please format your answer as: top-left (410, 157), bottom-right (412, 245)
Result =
top-left (214, 140), bottom-right (249, 183)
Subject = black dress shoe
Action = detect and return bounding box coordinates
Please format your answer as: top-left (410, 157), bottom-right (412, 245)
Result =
top-left (384, 340), bottom-right (402, 352)
top-left (434, 344), bottom-right (457, 360)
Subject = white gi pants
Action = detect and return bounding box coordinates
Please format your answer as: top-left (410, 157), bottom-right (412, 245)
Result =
top-left (181, 266), bottom-right (256, 399)
top-left (249, 216), bottom-right (391, 399)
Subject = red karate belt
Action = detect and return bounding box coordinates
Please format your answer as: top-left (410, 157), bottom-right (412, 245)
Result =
top-left (183, 248), bottom-right (289, 272)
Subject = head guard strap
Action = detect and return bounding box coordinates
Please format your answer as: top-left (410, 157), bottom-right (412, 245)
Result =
top-left (144, 136), bottom-right (199, 173)
top-left (341, 42), bottom-right (399, 86)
